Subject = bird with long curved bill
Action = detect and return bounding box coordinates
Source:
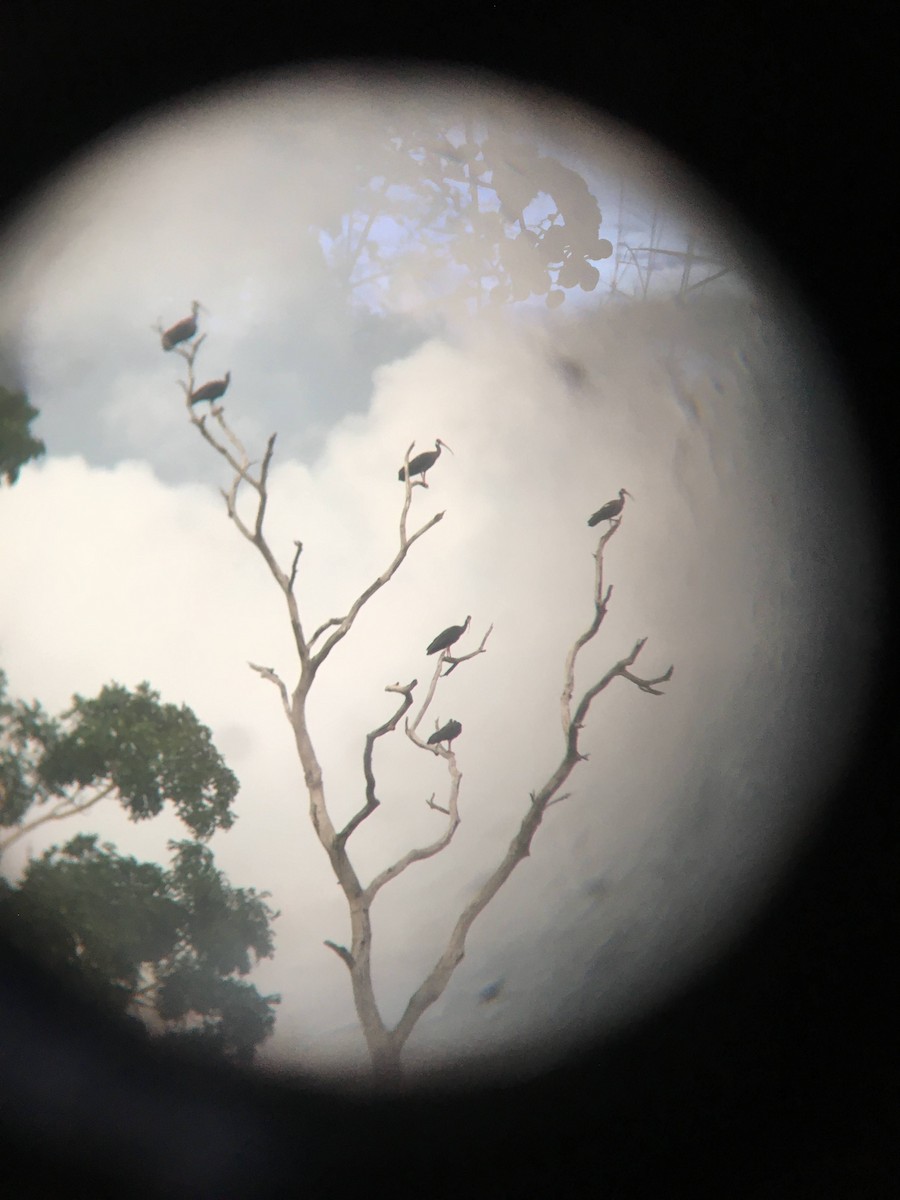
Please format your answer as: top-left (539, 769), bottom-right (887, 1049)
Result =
top-left (398, 439), bottom-right (453, 484)
top-left (588, 488), bottom-right (634, 527)
top-left (161, 301), bottom-right (202, 351)
top-left (189, 371), bottom-right (231, 406)
top-left (426, 615), bottom-right (471, 656)
top-left (427, 719), bottom-right (462, 749)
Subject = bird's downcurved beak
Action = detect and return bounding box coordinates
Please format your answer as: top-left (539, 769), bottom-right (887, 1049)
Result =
top-left (624, 489), bottom-right (635, 500)
top-left (439, 440), bottom-right (454, 454)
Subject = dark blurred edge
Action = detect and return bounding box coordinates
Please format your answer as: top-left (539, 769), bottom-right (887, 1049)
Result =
top-left (0, 2), bottom-right (896, 1197)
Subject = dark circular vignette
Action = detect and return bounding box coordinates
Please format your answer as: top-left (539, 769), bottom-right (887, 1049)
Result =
top-left (1, 4), bottom-right (896, 1198)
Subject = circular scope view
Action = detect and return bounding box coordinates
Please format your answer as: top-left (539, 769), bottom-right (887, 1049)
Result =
top-left (0, 66), bottom-right (879, 1090)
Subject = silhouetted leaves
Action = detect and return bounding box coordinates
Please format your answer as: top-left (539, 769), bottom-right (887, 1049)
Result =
top-left (34, 681), bottom-right (238, 837)
top-left (315, 122), bottom-right (610, 313)
top-left (0, 385), bottom-right (45, 486)
top-left (1, 672), bottom-right (275, 1061)
top-left (167, 840), bottom-right (276, 976)
top-left (0, 677), bottom-right (58, 825)
top-left (0, 833), bottom-right (279, 1061)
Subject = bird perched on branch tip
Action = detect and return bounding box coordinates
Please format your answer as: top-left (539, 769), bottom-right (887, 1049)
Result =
top-left (161, 301), bottom-right (202, 351)
top-left (588, 488), bottom-right (634, 527)
top-left (399, 439), bottom-right (453, 484)
top-left (427, 719), bottom-right (462, 748)
top-left (426, 616), bottom-right (471, 656)
top-left (189, 371), bottom-right (230, 405)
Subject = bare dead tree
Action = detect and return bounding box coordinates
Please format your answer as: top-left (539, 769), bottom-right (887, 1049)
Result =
top-left (169, 320), bottom-right (672, 1084)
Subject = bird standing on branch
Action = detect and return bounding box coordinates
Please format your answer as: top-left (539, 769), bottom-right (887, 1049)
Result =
top-left (588, 488), bottom-right (634, 527)
top-left (426, 615), bottom-right (471, 656)
top-left (398, 439), bottom-right (453, 485)
top-left (427, 719), bottom-right (462, 749)
top-left (161, 301), bottom-right (202, 351)
top-left (189, 371), bottom-right (231, 405)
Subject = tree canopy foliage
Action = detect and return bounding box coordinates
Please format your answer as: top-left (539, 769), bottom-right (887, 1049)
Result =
top-left (0, 833), bottom-right (279, 1062)
top-left (0, 671), bottom-right (278, 1063)
top-left (317, 122), bottom-right (613, 315)
top-left (0, 384), bottom-right (45, 486)
top-left (1, 675), bottom-right (239, 844)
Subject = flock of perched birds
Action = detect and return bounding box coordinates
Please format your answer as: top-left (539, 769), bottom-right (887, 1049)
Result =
top-left (160, 301), bottom-right (231, 406)
top-left (161, 303), bottom-right (635, 754)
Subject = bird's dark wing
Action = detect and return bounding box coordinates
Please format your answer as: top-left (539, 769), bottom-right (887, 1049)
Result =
top-left (426, 629), bottom-right (448, 654)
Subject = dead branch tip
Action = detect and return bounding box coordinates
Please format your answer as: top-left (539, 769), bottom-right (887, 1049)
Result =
top-left (324, 940), bottom-right (355, 970)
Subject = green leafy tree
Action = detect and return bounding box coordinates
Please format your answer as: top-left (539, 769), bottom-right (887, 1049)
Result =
top-left (0, 384), bottom-right (45, 485)
top-left (1, 676), bottom-right (239, 853)
top-left (0, 834), bottom-right (278, 1062)
top-left (0, 671), bottom-right (279, 1062)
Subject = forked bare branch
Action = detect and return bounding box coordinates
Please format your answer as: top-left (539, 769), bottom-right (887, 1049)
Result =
top-left (388, 534), bottom-right (672, 1054)
top-left (337, 680), bottom-right (418, 849)
top-left (361, 620), bottom-right (489, 902)
top-left (309, 617), bottom-right (342, 647)
top-left (561, 518), bottom-right (619, 735)
top-left (182, 341), bottom-right (309, 667)
top-left (442, 623), bottom-right (494, 676)
top-left (309, 448), bottom-right (444, 671)
top-left (362, 749), bottom-right (462, 905)
top-left (407, 650), bottom-right (453, 739)
top-left (288, 541), bottom-right (303, 592)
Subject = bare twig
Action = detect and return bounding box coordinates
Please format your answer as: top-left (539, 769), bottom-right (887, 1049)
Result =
top-left (183, 343), bottom-right (309, 666)
top-left (621, 663), bottom-right (675, 695)
top-left (442, 623), bottom-right (494, 676)
top-left (309, 617), bottom-right (342, 647)
top-left (288, 541), bottom-right (303, 592)
top-left (571, 637), bottom-right (673, 725)
top-left (362, 748), bottom-right (462, 904)
top-left (324, 940), bottom-right (355, 970)
top-left (309, 446), bottom-right (444, 670)
top-left (248, 662), bottom-right (292, 720)
top-left (254, 435), bottom-right (278, 541)
top-left (363, 610), bottom-right (493, 900)
top-left (561, 518), bottom-right (620, 736)
top-left (0, 782), bottom-right (116, 855)
top-left (337, 681), bottom-right (417, 849)
top-left (407, 651), bottom-right (451, 739)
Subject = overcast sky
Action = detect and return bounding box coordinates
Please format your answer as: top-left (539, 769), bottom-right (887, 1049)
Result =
top-left (0, 69), bottom-right (880, 1087)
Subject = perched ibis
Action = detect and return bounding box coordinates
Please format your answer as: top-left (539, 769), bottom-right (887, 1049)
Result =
top-left (189, 371), bottom-right (231, 405)
top-left (161, 301), bottom-right (202, 351)
top-left (588, 488), bottom-right (634, 527)
top-left (398, 438), bottom-right (453, 484)
top-left (427, 719), bottom-right (462, 749)
top-left (426, 615), bottom-right (471, 656)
